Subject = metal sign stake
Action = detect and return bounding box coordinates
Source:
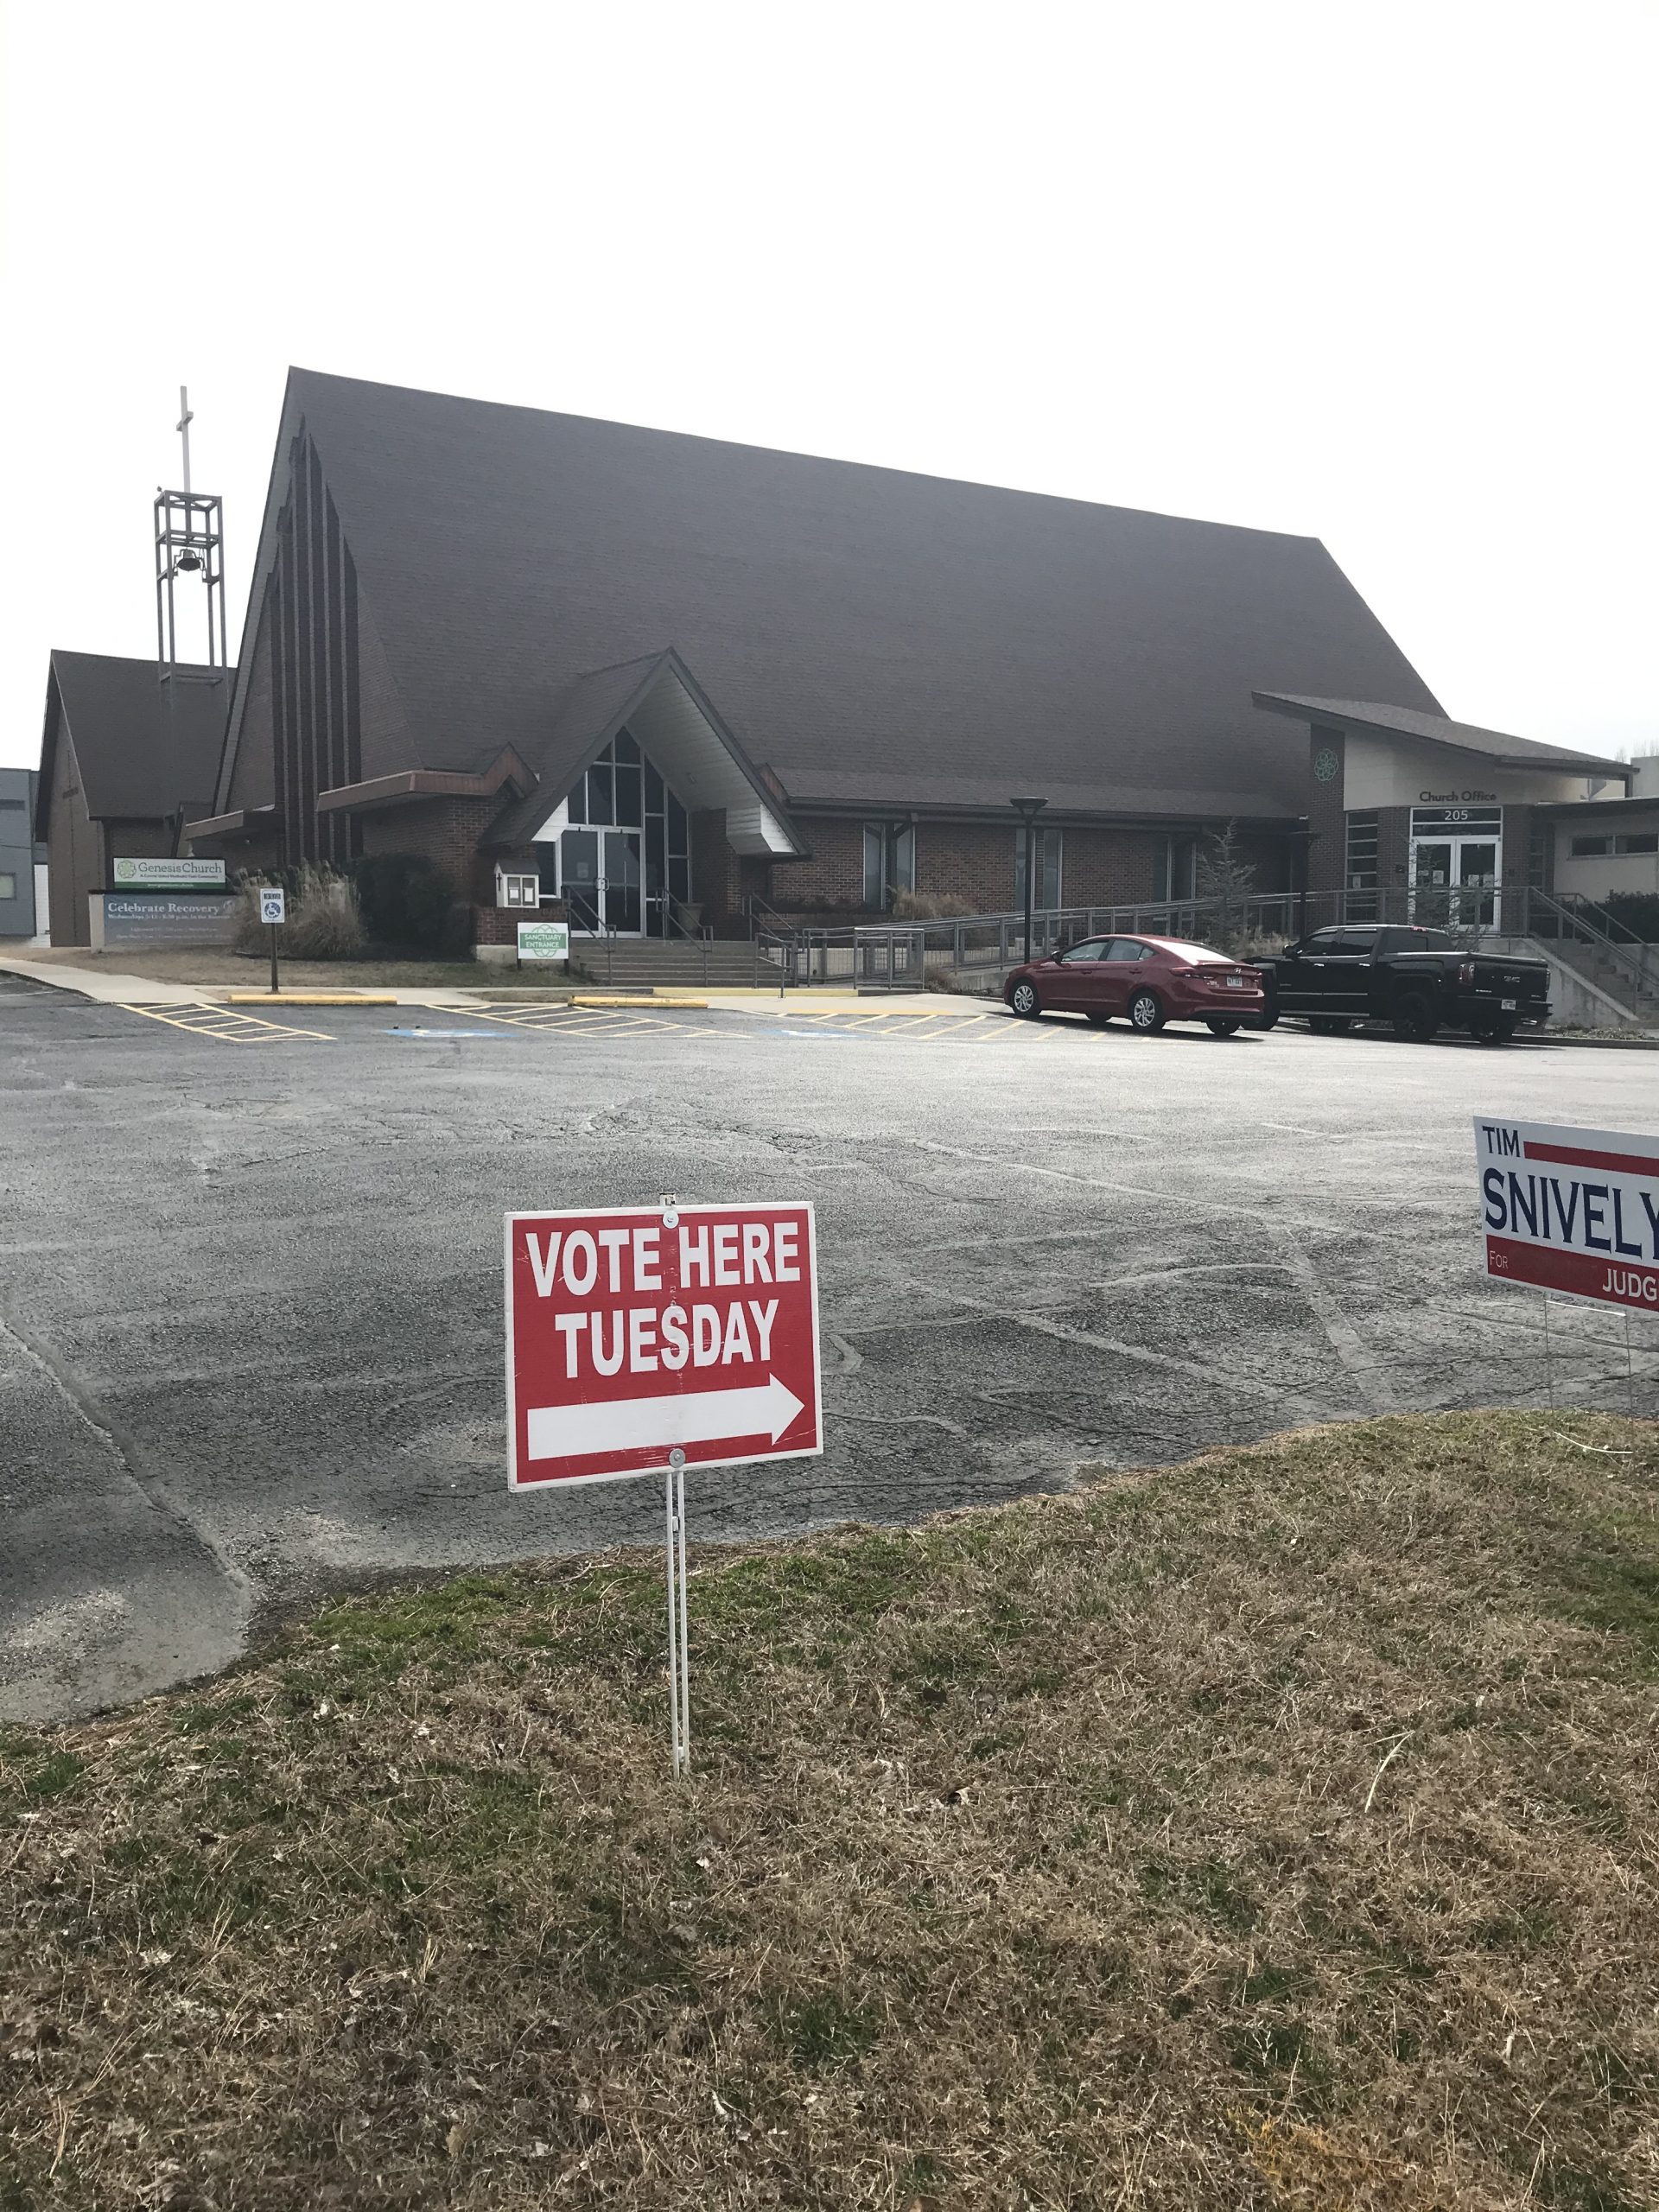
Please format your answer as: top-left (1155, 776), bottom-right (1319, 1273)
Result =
top-left (664, 1446), bottom-right (690, 1777)
top-left (1624, 1309), bottom-right (1636, 1417)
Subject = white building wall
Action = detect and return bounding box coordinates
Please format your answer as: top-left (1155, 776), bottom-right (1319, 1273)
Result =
top-left (1553, 805), bottom-right (1659, 901)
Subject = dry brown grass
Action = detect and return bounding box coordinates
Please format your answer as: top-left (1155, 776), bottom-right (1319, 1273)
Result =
top-left (3, 1411), bottom-right (1657, 2210)
top-left (17, 948), bottom-right (492, 989)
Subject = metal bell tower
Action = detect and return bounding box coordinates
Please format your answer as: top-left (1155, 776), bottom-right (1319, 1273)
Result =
top-left (155, 385), bottom-right (227, 680)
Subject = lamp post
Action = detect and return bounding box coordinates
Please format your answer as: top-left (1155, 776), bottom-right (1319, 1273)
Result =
top-left (1011, 796), bottom-right (1047, 962)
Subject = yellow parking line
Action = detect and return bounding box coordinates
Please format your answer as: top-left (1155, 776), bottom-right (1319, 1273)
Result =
top-left (122, 1002), bottom-right (335, 1044)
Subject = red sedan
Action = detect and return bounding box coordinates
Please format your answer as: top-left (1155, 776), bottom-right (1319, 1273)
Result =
top-left (1004, 934), bottom-right (1268, 1035)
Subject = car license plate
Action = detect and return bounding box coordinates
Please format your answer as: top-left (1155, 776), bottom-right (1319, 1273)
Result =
top-left (1501, 998), bottom-right (1517, 1011)
top-left (1224, 976), bottom-right (1243, 988)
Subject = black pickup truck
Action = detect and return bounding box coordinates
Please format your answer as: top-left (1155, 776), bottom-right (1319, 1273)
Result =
top-left (1255, 924), bottom-right (1551, 1043)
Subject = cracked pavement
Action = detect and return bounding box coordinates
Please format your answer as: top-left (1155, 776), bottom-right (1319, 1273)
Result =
top-left (3, 972), bottom-right (1656, 1720)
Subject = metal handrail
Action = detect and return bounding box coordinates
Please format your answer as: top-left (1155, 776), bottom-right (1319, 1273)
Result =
top-left (1524, 890), bottom-right (1656, 998)
top-left (1549, 889), bottom-right (1647, 946)
top-left (718, 886), bottom-right (1658, 1005)
top-left (743, 891), bottom-right (799, 942)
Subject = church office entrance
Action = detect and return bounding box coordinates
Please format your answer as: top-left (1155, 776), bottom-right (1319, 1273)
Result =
top-left (546, 728), bottom-right (693, 937)
top-left (1408, 804), bottom-right (1501, 926)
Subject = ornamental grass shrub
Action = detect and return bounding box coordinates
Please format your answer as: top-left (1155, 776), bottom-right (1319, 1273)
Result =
top-left (232, 866), bottom-right (367, 960)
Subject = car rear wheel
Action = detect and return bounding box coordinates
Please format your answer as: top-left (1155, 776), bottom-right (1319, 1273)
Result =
top-left (1394, 994), bottom-right (1439, 1043)
top-left (1307, 1016), bottom-right (1352, 1035)
top-left (1008, 979), bottom-right (1042, 1018)
top-left (1205, 1018), bottom-right (1242, 1037)
top-left (1127, 988), bottom-right (1166, 1034)
top-left (1085, 1010), bottom-right (1112, 1027)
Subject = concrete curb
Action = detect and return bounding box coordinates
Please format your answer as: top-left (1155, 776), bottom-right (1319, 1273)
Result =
top-left (571, 996), bottom-right (710, 1011)
top-left (226, 992), bottom-right (401, 1007)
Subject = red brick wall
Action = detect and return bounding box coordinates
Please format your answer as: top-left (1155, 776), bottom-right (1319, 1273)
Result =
top-left (1306, 728), bottom-right (1345, 893)
top-left (691, 810), bottom-right (744, 926)
top-left (1501, 804), bottom-right (1532, 891)
top-left (1060, 827), bottom-right (1160, 906)
top-left (1376, 807), bottom-right (1410, 903)
top-left (771, 817), bottom-right (866, 910)
top-left (475, 894), bottom-right (564, 946)
top-left (772, 814), bottom-right (1165, 915)
top-left (358, 798), bottom-right (502, 899)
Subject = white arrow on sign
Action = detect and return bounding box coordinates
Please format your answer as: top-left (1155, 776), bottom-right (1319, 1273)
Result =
top-left (527, 1374), bottom-right (805, 1462)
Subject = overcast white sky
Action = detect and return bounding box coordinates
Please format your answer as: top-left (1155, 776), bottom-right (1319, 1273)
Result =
top-left (3, 0), bottom-right (1656, 772)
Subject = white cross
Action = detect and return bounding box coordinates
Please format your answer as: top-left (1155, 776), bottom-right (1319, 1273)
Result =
top-left (175, 385), bottom-right (193, 496)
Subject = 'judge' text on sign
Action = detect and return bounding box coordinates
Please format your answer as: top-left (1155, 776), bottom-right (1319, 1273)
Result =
top-left (505, 1203), bottom-right (823, 1487)
top-left (1475, 1115), bottom-right (1659, 1313)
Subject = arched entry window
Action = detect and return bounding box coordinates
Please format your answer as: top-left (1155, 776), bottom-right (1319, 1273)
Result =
top-left (548, 728), bottom-right (693, 936)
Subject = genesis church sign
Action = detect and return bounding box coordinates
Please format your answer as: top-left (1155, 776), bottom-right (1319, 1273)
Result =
top-left (111, 856), bottom-right (226, 888)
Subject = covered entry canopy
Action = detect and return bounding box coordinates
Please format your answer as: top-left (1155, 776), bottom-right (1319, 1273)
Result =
top-left (1252, 692), bottom-right (1632, 787)
top-left (488, 648), bottom-right (803, 857)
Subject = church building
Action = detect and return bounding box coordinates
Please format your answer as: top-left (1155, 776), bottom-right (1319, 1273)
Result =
top-left (182, 370), bottom-right (1443, 943)
top-left (35, 367), bottom-right (1653, 954)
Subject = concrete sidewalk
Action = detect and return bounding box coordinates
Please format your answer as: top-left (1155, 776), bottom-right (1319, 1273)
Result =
top-left (0, 954), bottom-right (483, 1010)
top-left (0, 952), bottom-right (963, 1020)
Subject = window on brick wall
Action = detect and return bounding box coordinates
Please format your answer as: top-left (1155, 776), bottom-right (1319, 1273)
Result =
top-left (1014, 827), bottom-right (1063, 910)
top-left (862, 822), bottom-right (916, 909)
top-left (1344, 811), bottom-right (1379, 919)
top-left (1158, 836), bottom-right (1197, 902)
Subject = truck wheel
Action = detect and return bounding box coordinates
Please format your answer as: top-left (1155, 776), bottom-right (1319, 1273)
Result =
top-left (1127, 988), bottom-right (1166, 1034)
top-left (1205, 1019), bottom-right (1242, 1037)
top-left (1307, 1016), bottom-right (1352, 1035)
top-left (1474, 1016), bottom-right (1519, 1046)
top-left (1394, 995), bottom-right (1439, 1043)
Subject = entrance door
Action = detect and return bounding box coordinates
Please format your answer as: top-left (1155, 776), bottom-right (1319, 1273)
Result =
top-left (1410, 837), bottom-right (1499, 927)
top-left (601, 830), bottom-right (642, 934)
top-left (561, 830), bottom-right (601, 932)
top-left (1456, 841), bottom-right (1497, 927)
top-left (560, 827), bottom-right (644, 933)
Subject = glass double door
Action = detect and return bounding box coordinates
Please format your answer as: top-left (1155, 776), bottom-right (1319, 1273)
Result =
top-left (1409, 837), bottom-right (1499, 927)
top-left (560, 829), bottom-right (642, 935)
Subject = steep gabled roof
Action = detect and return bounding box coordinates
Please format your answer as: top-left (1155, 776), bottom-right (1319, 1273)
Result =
top-left (1251, 693), bottom-right (1631, 782)
top-left (39, 651), bottom-right (232, 836)
top-left (486, 650), bottom-right (804, 853)
top-left (232, 368), bottom-right (1443, 823)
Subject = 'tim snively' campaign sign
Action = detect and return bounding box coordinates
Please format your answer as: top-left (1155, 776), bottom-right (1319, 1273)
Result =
top-left (1475, 1116), bottom-right (1659, 1313)
top-left (505, 1202), bottom-right (823, 1487)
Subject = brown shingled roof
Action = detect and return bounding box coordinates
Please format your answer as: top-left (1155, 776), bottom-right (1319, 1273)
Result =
top-left (217, 368), bottom-right (1446, 823)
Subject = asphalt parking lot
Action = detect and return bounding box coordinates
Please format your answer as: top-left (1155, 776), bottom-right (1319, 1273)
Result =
top-left (3, 971), bottom-right (1656, 1721)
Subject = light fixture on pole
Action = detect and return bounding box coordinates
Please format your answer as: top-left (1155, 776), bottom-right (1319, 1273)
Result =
top-left (1011, 796), bottom-right (1047, 962)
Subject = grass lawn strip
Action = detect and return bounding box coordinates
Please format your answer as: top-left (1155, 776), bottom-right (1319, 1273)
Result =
top-left (3, 1410), bottom-right (1656, 2209)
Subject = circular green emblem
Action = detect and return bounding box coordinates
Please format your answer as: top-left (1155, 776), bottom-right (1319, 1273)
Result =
top-left (1313, 747), bottom-right (1340, 784)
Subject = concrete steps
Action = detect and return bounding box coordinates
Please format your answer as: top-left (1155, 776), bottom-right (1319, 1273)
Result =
top-left (1540, 937), bottom-right (1659, 1023)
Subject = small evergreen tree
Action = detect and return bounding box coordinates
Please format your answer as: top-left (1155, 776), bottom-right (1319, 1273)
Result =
top-left (1195, 821), bottom-right (1258, 952)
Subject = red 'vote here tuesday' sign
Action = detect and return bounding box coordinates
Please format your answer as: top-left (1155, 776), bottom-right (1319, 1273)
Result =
top-left (505, 1202), bottom-right (823, 1488)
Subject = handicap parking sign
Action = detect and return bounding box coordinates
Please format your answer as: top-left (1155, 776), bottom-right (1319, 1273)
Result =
top-left (258, 888), bottom-right (286, 926)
